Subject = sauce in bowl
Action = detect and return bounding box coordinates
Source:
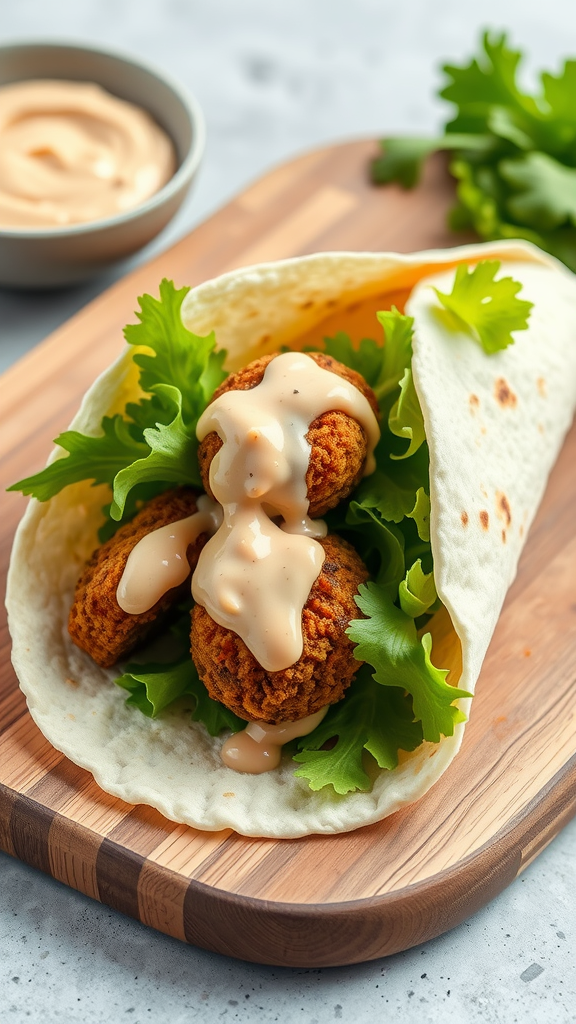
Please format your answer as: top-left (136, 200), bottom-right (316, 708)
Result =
top-left (0, 79), bottom-right (176, 228)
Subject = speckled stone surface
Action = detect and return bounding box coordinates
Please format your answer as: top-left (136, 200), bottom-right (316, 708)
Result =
top-left (2, 1), bottom-right (576, 1020)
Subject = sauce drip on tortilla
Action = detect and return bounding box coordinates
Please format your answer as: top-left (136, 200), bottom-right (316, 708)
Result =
top-left (221, 707), bottom-right (328, 773)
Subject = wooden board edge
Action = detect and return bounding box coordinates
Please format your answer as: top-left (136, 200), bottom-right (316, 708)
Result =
top-left (2, 752), bottom-right (575, 967)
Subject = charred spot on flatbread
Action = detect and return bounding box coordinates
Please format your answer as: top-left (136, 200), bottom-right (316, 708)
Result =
top-left (479, 510), bottom-right (490, 530)
top-left (496, 491), bottom-right (512, 527)
top-left (461, 511), bottom-right (469, 527)
top-left (494, 377), bottom-right (517, 408)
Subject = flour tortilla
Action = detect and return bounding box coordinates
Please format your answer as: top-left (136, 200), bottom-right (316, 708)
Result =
top-left (7, 240), bottom-right (576, 838)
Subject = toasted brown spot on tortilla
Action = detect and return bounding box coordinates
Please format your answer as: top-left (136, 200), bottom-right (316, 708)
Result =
top-left (496, 491), bottom-right (512, 526)
top-left (501, 529), bottom-right (507, 544)
top-left (259, 334), bottom-right (271, 346)
top-left (469, 393), bottom-right (480, 410)
top-left (481, 426), bottom-right (487, 435)
top-left (537, 377), bottom-right (547, 397)
top-left (300, 299), bottom-right (315, 310)
top-left (480, 510), bottom-right (489, 530)
top-left (66, 677), bottom-right (79, 687)
top-left (538, 422), bottom-right (545, 434)
top-left (325, 298), bottom-right (338, 308)
top-left (346, 301), bottom-right (361, 313)
top-left (495, 377), bottom-right (517, 408)
top-left (461, 511), bottom-right (469, 527)
top-left (223, 792), bottom-right (235, 798)
top-left (519, 524), bottom-right (524, 538)
top-left (245, 309), bottom-right (258, 319)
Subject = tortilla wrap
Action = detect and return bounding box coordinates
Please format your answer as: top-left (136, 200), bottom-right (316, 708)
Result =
top-left (7, 239), bottom-right (576, 838)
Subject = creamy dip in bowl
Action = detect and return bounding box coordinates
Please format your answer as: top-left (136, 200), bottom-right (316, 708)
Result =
top-left (0, 41), bottom-right (205, 287)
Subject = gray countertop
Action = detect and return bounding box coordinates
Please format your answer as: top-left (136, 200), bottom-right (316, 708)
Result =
top-left (2, 1), bottom-right (576, 1021)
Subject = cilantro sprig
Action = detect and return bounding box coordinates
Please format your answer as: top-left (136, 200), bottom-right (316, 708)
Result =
top-left (372, 31), bottom-right (576, 272)
top-left (433, 259), bottom-right (533, 353)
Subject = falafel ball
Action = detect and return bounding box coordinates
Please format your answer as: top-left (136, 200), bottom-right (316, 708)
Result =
top-left (190, 533), bottom-right (369, 724)
top-left (197, 352), bottom-right (379, 518)
top-left (69, 487), bottom-right (206, 668)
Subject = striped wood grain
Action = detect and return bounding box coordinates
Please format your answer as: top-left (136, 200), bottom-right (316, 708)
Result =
top-left (2, 141), bottom-right (576, 967)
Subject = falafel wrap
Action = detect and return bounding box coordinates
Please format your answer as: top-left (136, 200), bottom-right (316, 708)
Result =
top-left (7, 239), bottom-right (576, 838)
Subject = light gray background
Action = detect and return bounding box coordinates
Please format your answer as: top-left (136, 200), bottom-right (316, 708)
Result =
top-left (2, 1), bottom-right (576, 1021)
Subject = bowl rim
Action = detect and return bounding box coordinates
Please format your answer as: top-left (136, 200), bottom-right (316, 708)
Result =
top-left (0, 38), bottom-right (206, 240)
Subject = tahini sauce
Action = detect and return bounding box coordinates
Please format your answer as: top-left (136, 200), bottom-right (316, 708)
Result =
top-left (192, 351), bottom-right (380, 671)
top-left (117, 495), bottom-right (222, 615)
top-left (221, 707), bottom-right (328, 774)
top-left (116, 351), bottom-right (380, 772)
top-left (0, 80), bottom-right (175, 228)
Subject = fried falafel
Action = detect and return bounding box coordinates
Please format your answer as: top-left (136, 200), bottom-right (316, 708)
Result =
top-left (197, 352), bottom-right (379, 518)
top-left (190, 533), bottom-right (369, 724)
top-left (69, 487), bottom-right (206, 668)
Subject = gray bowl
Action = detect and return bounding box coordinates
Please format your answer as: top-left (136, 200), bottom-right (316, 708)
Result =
top-left (0, 41), bottom-right (205, 288)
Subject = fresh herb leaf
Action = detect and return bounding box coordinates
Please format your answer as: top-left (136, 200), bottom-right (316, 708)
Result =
top-left (348, 583), bottom-right (470, 744)
top-left (406, 487), bottom-right (431, 543)
top-left (9, 281), bottom-right (227, 516)
top-left (372, 134), bottom-right (493, 188)
top-left (110, 385), bottom-right (199, 520)
top-left (399, 559), bottom-right (437, 618)
top-left (116, 652), bottom-right (246, 735)
top-left (433, 259), bottom-right (533, 353)
top-left (124, 279), bottom-right (227, 425)
top-left (388, 367), bottom-right (426, 458)
top-left (500, 152), bottom-right (576, 231)
top-left (372, 30), bottom-right (576, 273)
top-left (8, 416), bottom-right (148, 500)
top-left (373, 308), bottom-right (415, 402)
top-left (321, 333), bottom-right (386, 391)
top-left (293, 668), bottom-right (423, 794)
top-left (116, 658), bottom-right (196, 718)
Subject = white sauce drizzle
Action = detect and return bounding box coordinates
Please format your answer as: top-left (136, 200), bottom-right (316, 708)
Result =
top-left (221, 707), bottom-right (328, 774)
top-left (117, 494), bottom-right (222, 615)
top-left (193, 352), bottom-right (379, 672)
top-left (115, 350), bottom-right (380, 773)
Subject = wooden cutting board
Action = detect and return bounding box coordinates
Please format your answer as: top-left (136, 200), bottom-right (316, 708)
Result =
top-left (2, 140), bottom-right (576, 968)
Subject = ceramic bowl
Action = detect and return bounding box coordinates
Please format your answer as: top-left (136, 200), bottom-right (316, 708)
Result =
top-left (0, 41), bottom-right (205, 288)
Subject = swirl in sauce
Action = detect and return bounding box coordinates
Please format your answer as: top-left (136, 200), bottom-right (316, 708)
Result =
top-left (0, 80), bottom-right (175, 228)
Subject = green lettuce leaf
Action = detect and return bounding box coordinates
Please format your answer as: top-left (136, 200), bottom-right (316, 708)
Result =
top-left (10, 280), bottom-right (227, 530)
top-left (347, 583), bottom-right (470, 744)
top-left (116, 654), bottom-right (246, 735)
top-left (110, 385), bottom-right (199, 520)
top-left (433, 259), bottom-right (533, 353)
top-left (124, 279), bottom-right (227, 425)
top-left (7, 415), bottom-right (148, 501)
top-left (388, 367), bottom-right (426, 458)
top-left (293, 668), bottom-right (424, 794)
top-left (399, 559), bottom-right (437, 618)
top-left (116, 658), bottom-right (195, 718)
